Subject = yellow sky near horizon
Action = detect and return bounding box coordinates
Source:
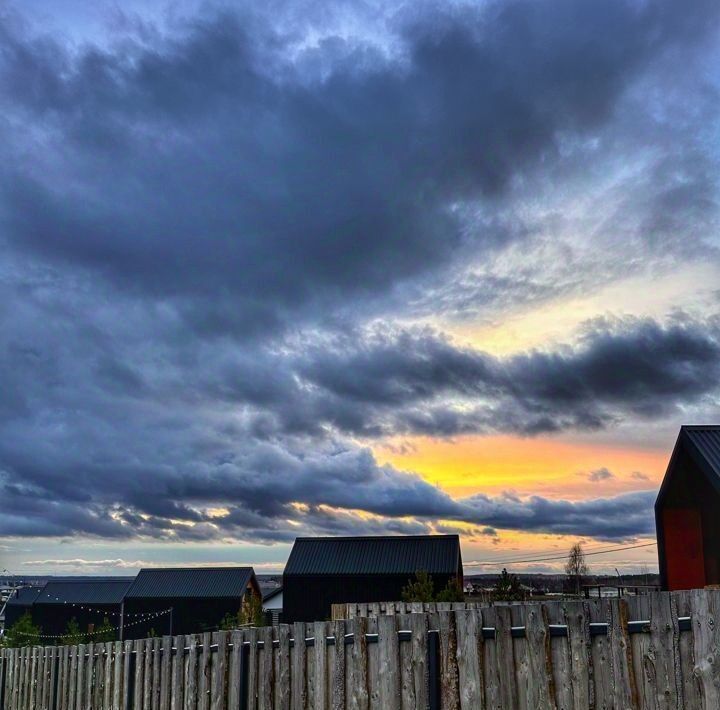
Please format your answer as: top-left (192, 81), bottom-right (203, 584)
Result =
top-left (375, 433), bottom-right (666, 499)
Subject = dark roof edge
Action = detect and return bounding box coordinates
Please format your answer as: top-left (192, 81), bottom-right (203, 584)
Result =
top-left (291, 534), bottom-right (459, 542)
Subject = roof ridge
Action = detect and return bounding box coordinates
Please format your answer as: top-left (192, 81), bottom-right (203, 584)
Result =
top-left (292, 534), bottom-right (459, 541)
top-left (136, 566), bottom-right (254, 572)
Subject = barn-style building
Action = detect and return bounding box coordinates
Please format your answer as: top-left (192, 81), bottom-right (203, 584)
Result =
top-left (282, 534), bottom-right (463, 622)
top-left (122, 567), bottom-right (261, 639)
top-left (33, 578), bottom-right (133, 636)
top-left (656, 426), bottom-right (720, 591)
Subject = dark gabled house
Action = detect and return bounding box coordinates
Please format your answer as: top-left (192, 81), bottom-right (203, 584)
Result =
top-left (283, 534), bottom-right (463, 622)
top-left (121, 567), bottom-right (260, 639)
top-left (33, 578), bottom-right (133, 636)
top-left (656, 426), bottom-right (720, 591)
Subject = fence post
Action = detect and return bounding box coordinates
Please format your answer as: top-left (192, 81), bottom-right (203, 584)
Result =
top-left (427, 630), bottom-right (440, 710)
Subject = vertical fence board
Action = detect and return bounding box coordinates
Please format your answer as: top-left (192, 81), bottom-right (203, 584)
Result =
top-left (159, 636), bottom-right (172, 710)
top-left (112, 642), bottom-right (123, 710)
top-left (544, 603), bottom-right (573, 710)
top-left (200, 632), bottom-right (213, 710)
top-left (365, 617), bottom-right (378, 709)
top-left (455, 609), bottom-right (484, 710)
top-left (247, 629), bottom-right (258, 710)
top-left (331, 621), bottom-right (345, 710)
top-left (346, 617), bottom-right (368, 710)
top-left (76, 644), bottom-right (87, 710)
top-left (481, 607), bottom-right (501, 710)
top-left (258, 627), bottom-right (273, 710)
top-left (377, 615), bottom-right (400, 710)
top-left (170, 635), bottom-right (187, 710)
top-left (645, 592), bottom-right (681, 710)
top-left (494, 606), bottom-right (518, 709)
top-left (291, 623), bottom-right (307, 710)
top-left (144, 638), bottom-right (155, 710)
top-left (313, 622), bottom-right (328, 710)
top-left (606, 599), bottom-right (638, 710)
top-left (524, 605), bottom-right (554, 710)
top-left (210, 632), bottom-right (227, 710)
top-left (431, 610), bottom-right (459, 710)
top-left (587, 600), bottom-right (613, 709)
top-left (626, 595), bottom-right (651, 709)
top-left (691, 588), bottom-right (720, 710)
top-left (674, 592), bottom-right (700, 709)
top-left (133, 640), bottom-right (145, 710)
top-left (277, 625), bottom-right (291, 710)
top-left (227, 631), bottom-right (243, 710)
top-left (564, 601), bottom-right (593, 710)
top-left (184, 635), bottom-right (198, 710)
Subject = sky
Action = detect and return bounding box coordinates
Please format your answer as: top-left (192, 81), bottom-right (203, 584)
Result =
top-left (0, 0), bottom-right (718, 577)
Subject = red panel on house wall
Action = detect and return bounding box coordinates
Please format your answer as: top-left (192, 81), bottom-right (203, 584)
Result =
top-left (664, 508), bottom-right (706, 590)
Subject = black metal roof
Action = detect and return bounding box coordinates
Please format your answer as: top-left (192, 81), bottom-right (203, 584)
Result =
top-left (284, 535), bottom-right (462, 576)
top-left (656, 426), bottom-right (720, 505)
top-left (35, 579), bottom-right (132, 605)
top-left (5, 586), bottom-right (44, 607)
top-left (124, 567), bottom-right (256, 599)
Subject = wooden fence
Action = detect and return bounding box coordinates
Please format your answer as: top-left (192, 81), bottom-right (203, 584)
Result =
top-left (2, 589), bottom-right (720, 709)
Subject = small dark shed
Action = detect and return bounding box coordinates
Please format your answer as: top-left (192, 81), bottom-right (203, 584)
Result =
top-left (656, 426), bottom-right (720, 591)
top-left (283, 534), bottom-right (463, 622)
top-left (33, 579), bottom-right (132, 636)
top-left (122, 567), bottom-right (260, 639)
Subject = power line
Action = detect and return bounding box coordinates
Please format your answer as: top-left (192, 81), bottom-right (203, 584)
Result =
top-left (465, 541), bottom-right (657, 567)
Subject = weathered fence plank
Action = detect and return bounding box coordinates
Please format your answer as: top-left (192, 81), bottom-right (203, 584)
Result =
top-left (564, 601), bottom-right (593, 709)
top-left (211, 632), bottom-right (228, 710)
top-left (605, 598), bottom-right (638, 710)
top-left (645, 592), bottom-right (682, 710)
top-left (346, 617), bottom-right (368, 710)
top-left (691, 588), bottom-right (720, 710)
top-left (291, 623), bottom-right (307, 710)
top-left (454, 609), bottom-right (484, 710)
top-left (331, 620), bottom-right (346, 710)
top-left (184, 635), bottom-right (198, 710)
top-left (170, 636), bottom-right (186, 710)
top-left (377, 615), bottom-right (400, 710)
top-left (258, 627), bottom-right (273, 710)
top-left (494, 606), bottom-right (518, 709)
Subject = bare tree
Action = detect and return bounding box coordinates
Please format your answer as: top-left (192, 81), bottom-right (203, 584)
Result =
top-left (565, 542), bottom-right (589, 596)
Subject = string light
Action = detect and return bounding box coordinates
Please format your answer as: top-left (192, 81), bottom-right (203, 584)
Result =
top-left (11, 607), bottom-right (173, 641)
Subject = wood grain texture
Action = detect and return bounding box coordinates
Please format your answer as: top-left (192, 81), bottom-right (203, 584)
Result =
top-left (347, 617), bottom-right (368, 710)
top-left (377, 615), bottom-right (401, 710)
top-left (454, 609), bottom-right (484, 710)
top-left (564, 601), bottom-right (593, 710)
top-left (691, 588), bottom-right (720, 710)
top-left (291, 623), bottom-right (307, 710)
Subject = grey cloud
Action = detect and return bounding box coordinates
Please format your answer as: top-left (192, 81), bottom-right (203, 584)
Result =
top-left (586, 468), bottom-right (615, 482)
top-left (0, 0), bottom-right (716, 336)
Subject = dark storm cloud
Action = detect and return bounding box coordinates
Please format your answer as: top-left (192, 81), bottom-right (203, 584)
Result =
top-left (0, 0), bottom-right (717, 548)
top-left (1, 0), bottom-right (717, 334)
top-left (291, 318), bottom-right (720, 436)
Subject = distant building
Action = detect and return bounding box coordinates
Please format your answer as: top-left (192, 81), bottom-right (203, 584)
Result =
top-left (282, 534), bottom-right (463, 622)
top-left (33, 579), bottom-right (132, 636)
top-left (122, 567), bottom-right (260, 639)
top-left (262, 587), bottom-right (283, 625)
top-left (656, 426), bottom-right (720, 591)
